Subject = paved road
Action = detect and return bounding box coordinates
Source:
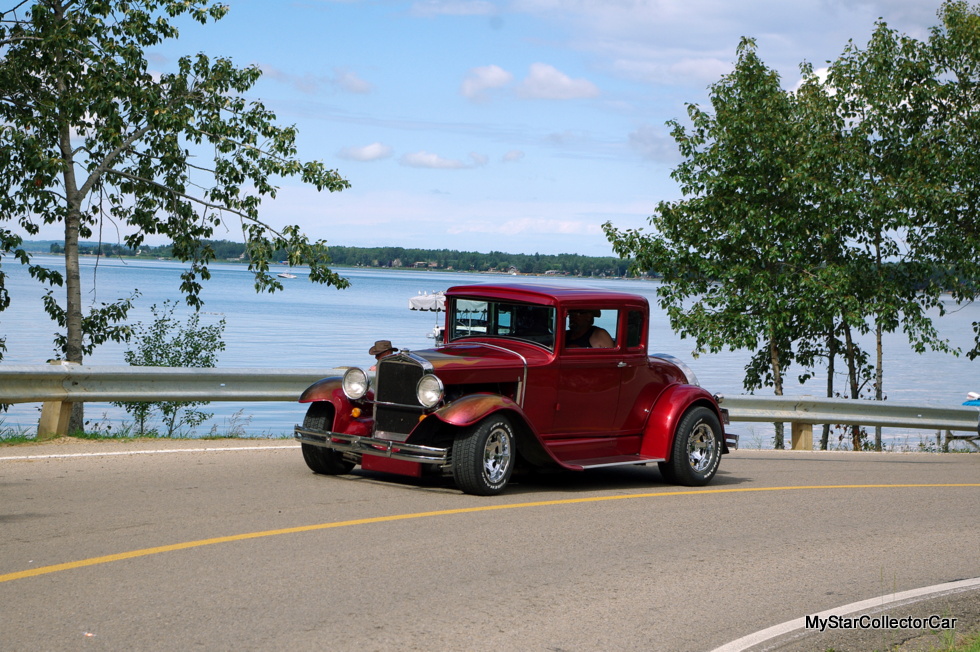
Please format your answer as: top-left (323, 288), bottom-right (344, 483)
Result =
top-left (1, 440), bottom-right (978, 651)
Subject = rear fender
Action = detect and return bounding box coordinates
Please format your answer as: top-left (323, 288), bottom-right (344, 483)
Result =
top-left (639, 385), bottom-right (724, 460)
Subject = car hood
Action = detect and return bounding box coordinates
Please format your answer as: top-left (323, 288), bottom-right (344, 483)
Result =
top-left (409, 342), bottom-right (543, 383)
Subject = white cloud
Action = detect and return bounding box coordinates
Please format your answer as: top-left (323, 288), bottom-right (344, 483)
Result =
top-left (400, 151), bottom-right (492, 169)
top-left (338, 142), bottom-right (394, 161)
top-left (333, 69), bottom-right (373, 94)
top-left (628, 124), bottom-right (679, 162)
top-left (790, 65), bottom-right (830, 92)
top-left (461, 64), bottom-right (514, 101)
top-left (258, 64), bottom-right (373, 95)
top-left (517, 63), bottom-right (600, 100)
top-left (502, 150), bottom-right (525, 163)
top-left (411, 0), bottom-right (498, 16)
top-left (400, 151), bottom-right (465, 169)
top-left (509, 0), bottom-right (939, 94)
top-left (260, 185), bottom-right (658, 256)
top-left (447, 217), bottom-right (604, 236)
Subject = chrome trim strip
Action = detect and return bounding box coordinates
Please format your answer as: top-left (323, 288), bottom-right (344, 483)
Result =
top-left (575, 458), bottom-right (665, 469)
top-left (372, 400), bottom-right (425, 409)
top-left (395, 351), bottom-right (434, 372)
top-left (373, 429), bottom-right (411, 443)
top-left (295, 426), bottom-right (449, 464)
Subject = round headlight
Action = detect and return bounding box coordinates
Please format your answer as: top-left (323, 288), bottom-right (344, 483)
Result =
top-left (416, 374), bottom-right (444, 409)
top-left (342, 367), bottom-right (370, 400)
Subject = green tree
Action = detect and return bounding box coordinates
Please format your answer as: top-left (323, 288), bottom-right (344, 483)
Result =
top-left (0, 1), bottom-right (350, 431)
top-left (920, 0), bottom-right (980, 363)
top-left (115, 300), bottom-right (226, 436)
top-left (607, 3), bottom-right (980, 450)
top-left (821, 3), bottom-right (980, 446)
top-left (605, 38), bottom-right (826, 448)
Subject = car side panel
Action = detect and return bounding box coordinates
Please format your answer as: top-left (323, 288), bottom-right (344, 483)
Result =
top-left (551, 352), bottom-right (622, 434)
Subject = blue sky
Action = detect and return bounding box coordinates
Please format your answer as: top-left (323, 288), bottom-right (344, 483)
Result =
top-left (123, 1), bottom-right (943, 256)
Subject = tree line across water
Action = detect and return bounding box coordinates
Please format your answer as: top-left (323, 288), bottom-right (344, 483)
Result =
top-left (38, 240), bottom-right (634, 278)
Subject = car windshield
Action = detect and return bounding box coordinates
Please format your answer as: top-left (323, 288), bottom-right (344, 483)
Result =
top-left (449, 298), bottom-right (556, 349)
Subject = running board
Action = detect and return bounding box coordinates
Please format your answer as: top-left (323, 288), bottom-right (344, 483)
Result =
top-left (563, 455), bottom-right (664, 471)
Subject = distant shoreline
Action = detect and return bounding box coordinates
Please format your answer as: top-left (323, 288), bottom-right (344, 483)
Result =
top-left (28, 249), bottom-right (655, 281)
top-left (23, 238), bottom-right (642, 279)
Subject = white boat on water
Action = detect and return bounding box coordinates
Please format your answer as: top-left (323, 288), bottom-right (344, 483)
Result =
top-left (277, 273), bottom-right (297, 279)
top-left (408, 291), bottom-right (445, 311)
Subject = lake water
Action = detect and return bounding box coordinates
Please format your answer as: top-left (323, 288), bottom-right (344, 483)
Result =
top-left (1, 254), bottom-right (978, 448)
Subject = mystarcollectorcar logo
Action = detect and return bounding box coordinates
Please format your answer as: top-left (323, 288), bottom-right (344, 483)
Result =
top-left (806, 613), bottom-right (958, 632)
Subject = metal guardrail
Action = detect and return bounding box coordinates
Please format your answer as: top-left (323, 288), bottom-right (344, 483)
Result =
top-left (716, 394), bottom-right (980, 432)
top-left (716, 394), bottom-right (980, 450)
top-left (0, 364), bottom-right (345, 403)
top-left (0, 363), bottom-right (346, 440)
top-left (1, 365), bottom-right (977, 447)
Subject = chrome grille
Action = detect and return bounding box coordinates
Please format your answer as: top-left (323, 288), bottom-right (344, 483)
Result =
top-left (375, 356), bottom-right (425, 437)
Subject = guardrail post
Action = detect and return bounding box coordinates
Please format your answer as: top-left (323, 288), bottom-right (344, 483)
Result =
top-left (790, 422), bottom-right (812, 450)
top-left (37, 360), bottom-right (73, 441)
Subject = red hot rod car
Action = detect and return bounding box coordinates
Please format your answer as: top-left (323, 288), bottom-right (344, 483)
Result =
top-left (294, 284), bottom-right (737, 495)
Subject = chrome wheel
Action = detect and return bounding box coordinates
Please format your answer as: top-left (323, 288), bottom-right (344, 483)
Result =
top-left (483, 425), bottom-right (513, 485)
top-left (687, 422), bottom-right (717, 473)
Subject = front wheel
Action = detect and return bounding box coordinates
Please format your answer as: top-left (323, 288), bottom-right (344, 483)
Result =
top-left (301, 403), bottom-right (355, 475)
top-left (659, 406), bottom-right (722, 486)
top-left (452, 415), bottom-right (516, 496)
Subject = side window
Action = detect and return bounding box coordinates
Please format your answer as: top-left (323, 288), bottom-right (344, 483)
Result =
top-left (565, 308), bottom-right (618, 349)
top-left (626, 310), bottom-right (644, 349)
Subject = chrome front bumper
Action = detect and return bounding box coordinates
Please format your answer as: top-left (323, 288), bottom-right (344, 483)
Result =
top-left (294, 426), bottom-right (449, 464)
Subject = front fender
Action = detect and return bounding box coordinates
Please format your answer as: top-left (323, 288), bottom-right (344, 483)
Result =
top-left (298, 375), bottom-right (373, 437)
top-left (299, 376), bottom-right (344, 403)
top-left (432, 393), bottom-right (524, 428)
top-left (639, 384), bottom-right (723, 460)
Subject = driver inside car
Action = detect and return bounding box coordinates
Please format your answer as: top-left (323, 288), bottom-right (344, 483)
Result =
top-left (565, 309), bottom-right (615, 348)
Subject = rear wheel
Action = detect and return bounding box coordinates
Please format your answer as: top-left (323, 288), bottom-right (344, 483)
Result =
top-left (301, 403), bottom-right (355, 475)
top-left (452, 415), bottom-right (515, 496)
top-left (660, 406), bottom-right (722, 486)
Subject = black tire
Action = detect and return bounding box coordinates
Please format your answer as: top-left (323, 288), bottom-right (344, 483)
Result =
top-left (301, 403), bottom-right (355, 475)
top-left (656, 460), bottom-right (677, 484)
top-left (452, 415), bottom-right (516, 496)
top-left (660, 406), bottom-right (722, 486)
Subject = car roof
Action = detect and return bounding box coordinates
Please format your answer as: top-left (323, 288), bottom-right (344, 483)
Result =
top-left (445, 283), bottom-right (648, 307)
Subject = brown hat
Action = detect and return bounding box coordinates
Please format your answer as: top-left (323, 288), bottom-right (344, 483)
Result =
top-left (368, 340), bottom-right (398, 357)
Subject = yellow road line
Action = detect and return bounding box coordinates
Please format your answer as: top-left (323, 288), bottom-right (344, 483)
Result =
top-left (3, 483), bottom-right (977, 584)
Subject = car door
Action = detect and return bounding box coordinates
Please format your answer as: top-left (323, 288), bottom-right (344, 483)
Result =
top-left (551, 308), bottom-right (623, 436)
top-left (614, 308), bottom-right (656, 432)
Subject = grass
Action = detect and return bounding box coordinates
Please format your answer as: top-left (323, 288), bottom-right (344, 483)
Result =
top-left (932, 630), bottom-right (980, 652)
top-left (0, 409), bottom-right (293, 445)
top-left (829, 623), bottom-right (980, 652)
